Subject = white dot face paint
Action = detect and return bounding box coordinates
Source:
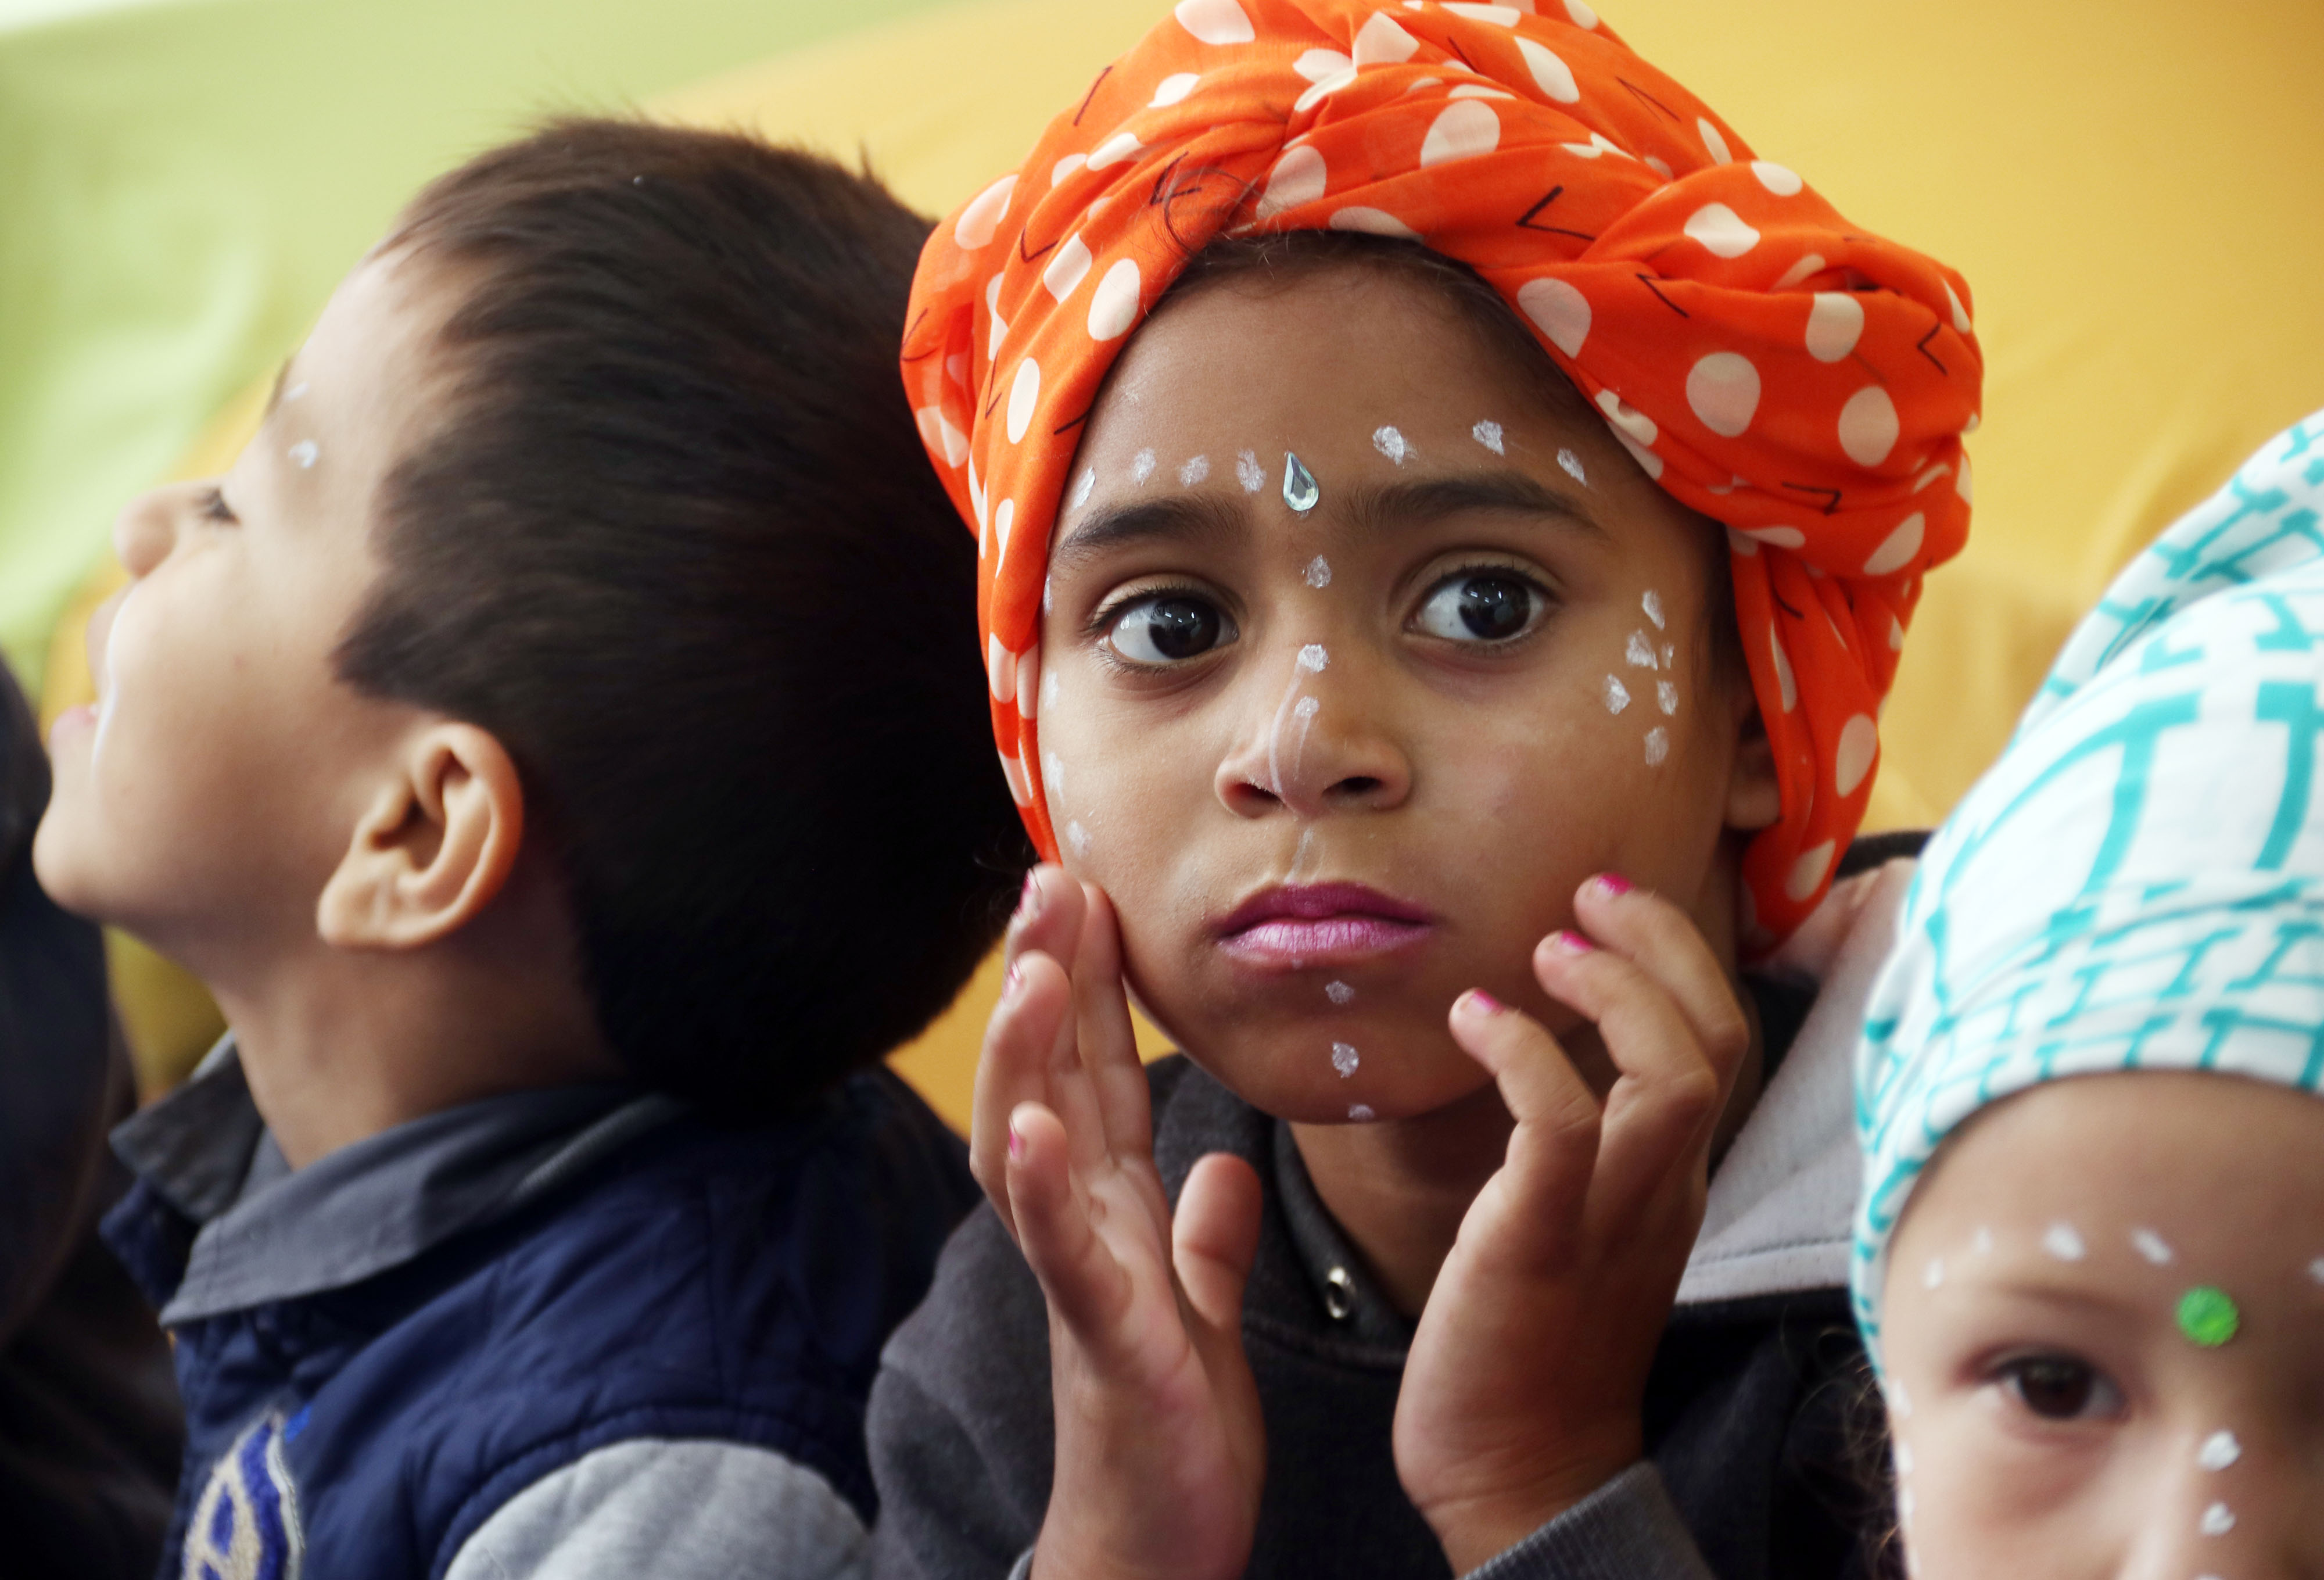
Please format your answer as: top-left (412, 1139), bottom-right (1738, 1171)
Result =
top-left (2200, 1502), bottom-right (2235, 1536)
top-left (2309, 1255), bottom-right (2324, 1284)
top-left (1289, 825), bottom-right (1320, 882)
top-left (1292, 694), bottom-right (1321, 776)
top-left (1556, 447), bottom-right (1587, 486)
top-left (1892, 1440), bottom-right (1914, 1477)
top-left (1641, 589), bottom-right (1666, 629)
top-left (1043, 575), bottom-right (1055, 615)
top-left (2197, 1430), bottom-right (2241, 1471)
top-left (1304, 556), bottom-right (1332, 589)
top-left (1972, 1226), bottom-right (1994, 1257)
top-left (1921, 1257), bottom-right (1944, 1290)
top-left (1371, 425), bottom-right (1410, 465)
top-left (1236, 449), bottom-right (1266, 492)
top-left (1066, 819), bottom-right (1092, 857)
top-left (1660, 642), bottom-right (1676, 668)
top-left (1070, 467), bottom-right (1096, 510)
top-left (1471, 418), bottom-right (1504, 455)
top-left (1347, 1104), bottom-right (1376, 1123)
top-left (2131, 1227), bottom-right (2175, 1266)
top-left (1042, 668), bottom-right (1061, 712)
top-left (1179, 454), bottom-right (1211, 486)
top-left (1297, 644), bottom-right (1329, 673)
top-left (1331, 1042), bottom-right (1360, 1077)
top-left (282, 381), bottom-right (309, 403)
top-left (287, 439), bottom-right (319, 469)
top-left (1131, 447), bottom-right (1157, 484)
top-left (2042, 1222), bottom-right (2088, 1262)
top-left (1656, 680), bottom-right (1679, 715)
top-left (1625, 630), bottom-right (1659, 669)
top-left (1643, 726), bottom-right (1670, 766)
top-left (1325, 980), bottom-right (1354, 1005)
top-left (1042, 750), bottom-right (1063, 799)
top-left (1603, 675), bottom-right (1631, 714)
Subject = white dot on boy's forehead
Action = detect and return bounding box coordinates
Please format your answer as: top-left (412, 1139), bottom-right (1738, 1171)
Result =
top-left (1331, 1042), bottom-right (1360, 1077)
top-left (1347, 1103), bottom-right (1376, 1123)
top-left (287, 439), bottom-right (318, 469)
top-left (2043, 1222), bottom-right (2088, 1262)
top-left (2197, 1430), bottom-right (2241, 1471)
top-left (1236, 449), bottom-right (1266, 492)
top-left (1305, 556), bottom-right (1332, 589)
top-left (1297, 643), bottom-right (1329, 673)
top-left (1471, 418), bottom-right (1504, 455)
top-left (1326, 980), bottom-right (1355, 1005)
top-left (1371, 425), bottom-right (1410, 465)
top-left (1131, 447), bottom-right (1156, 483)
top-left (1557, 447), bottom-right (1587, 486)
top-left (1179, 453), bottom-right (1211, 486)
top-left (2131, 1227), bottom-right (2175, 1265)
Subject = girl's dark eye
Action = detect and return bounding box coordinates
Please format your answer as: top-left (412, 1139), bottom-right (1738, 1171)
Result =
top-left (1414, 571), bottom-right (1544, 643)
top-left (1996, 1355), bottom-right (2124, 1422)
top-left (1106, 594), bottom-right (1234, 666)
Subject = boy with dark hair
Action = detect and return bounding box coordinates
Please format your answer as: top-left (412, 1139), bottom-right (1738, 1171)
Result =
top-left (35, 119), bottom-right (1023, 1579)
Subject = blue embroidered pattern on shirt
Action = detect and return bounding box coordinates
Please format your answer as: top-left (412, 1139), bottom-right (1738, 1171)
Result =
top-left (181, 1411), bottom-right (304, 1580)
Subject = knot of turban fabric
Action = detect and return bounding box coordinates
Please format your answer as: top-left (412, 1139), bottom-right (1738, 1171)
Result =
top-left (1851, 409), bottom-right (2324, 1362)
top-left (903, 0), bottom-right (1982, 944)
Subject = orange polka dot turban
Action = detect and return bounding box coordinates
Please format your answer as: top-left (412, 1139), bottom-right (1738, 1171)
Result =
top-left (902, 0), bottom-right (1982, 944)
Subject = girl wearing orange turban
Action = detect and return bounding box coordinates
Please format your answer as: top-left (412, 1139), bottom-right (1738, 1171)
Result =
top-left (876, 3), bottom-right (1979, 1577)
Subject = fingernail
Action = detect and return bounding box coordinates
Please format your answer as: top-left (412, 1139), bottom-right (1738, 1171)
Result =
top-left (1549, 929), bottom-right (1595, 955)
top-left (1459, 988), bottom-right (1505, 1016)
top-left (1007, 1123), bottom-right (1025, 1162)
top-left (1591, 873), bottom-right (1635, 899)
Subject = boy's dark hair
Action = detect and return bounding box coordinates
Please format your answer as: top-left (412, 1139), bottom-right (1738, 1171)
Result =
top-left (336, 119), bottom-right (1027, 1115)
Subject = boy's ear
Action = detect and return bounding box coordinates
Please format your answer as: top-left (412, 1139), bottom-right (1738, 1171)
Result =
top-left (316, 724), bottom-right (525, 951)
top-left (1724, 685), bottom-right (1783, 834)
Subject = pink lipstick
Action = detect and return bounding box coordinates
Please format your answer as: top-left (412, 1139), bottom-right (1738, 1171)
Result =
top-left (1214, 882), bottom-right (1434, 968)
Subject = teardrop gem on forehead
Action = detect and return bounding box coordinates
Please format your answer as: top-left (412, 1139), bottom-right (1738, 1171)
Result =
top-left (1282, 452), bottom-right (1320, 513)
top-left (2177, 1285), bottom-right (2240, 1348)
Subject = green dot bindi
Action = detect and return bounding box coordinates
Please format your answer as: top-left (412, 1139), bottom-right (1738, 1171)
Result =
top-left (2176, 1285), bottom-right (2240, 1348)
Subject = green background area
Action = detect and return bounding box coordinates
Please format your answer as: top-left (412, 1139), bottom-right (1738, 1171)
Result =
top-left (0, 0), bottom-right (956, 696)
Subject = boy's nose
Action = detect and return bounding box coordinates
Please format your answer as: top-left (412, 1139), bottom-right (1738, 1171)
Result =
top-left (112, 483), bottom-right (191, 579)
top-left (1214, 643), bottom-right (1411, 821)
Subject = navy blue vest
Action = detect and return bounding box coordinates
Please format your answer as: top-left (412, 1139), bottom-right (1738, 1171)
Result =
top-left (104, 1070), bottom-right (975, 1580)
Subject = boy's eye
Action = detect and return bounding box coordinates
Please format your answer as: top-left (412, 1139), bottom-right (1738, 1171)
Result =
top-left (1414, 571), bottom-right (1544, 643)
top-left (1106, 594), bottom-right (1235, 666)
top-left (1995, 1355), bottom-right (2125, 1422)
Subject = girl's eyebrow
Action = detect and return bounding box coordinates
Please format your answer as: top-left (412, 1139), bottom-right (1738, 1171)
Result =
top-left (1052, 491), bottom-right (1247, 573)
top-left (1343, 472), bottom-right (1608, 540)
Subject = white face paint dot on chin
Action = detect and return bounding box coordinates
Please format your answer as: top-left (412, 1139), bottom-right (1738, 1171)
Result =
top-left (2042, 1222), bottom-right (2088, 1262)
top-left (1347, 1104), bottom-right (1376, 1123)
top-left (1236, 449), bottom-right (1266, 492)
top-left (1557, 448), bottom-right (1587, 486)
top-left (1131, 447), bottom-right (1157, 484)
top-left (1371, 425), bottom-right (1410, 465)
top-left (287, 439), bottom-right (318, 469)
top-left (1471, 418), bottom-right (1504, 455)
top-left (1325, 980), bottom-right (1354, 1005)
top-left (1304, 556), bottom-right (1332, 589)
top-left (1331, 1042), bottom-right (1360, 1077)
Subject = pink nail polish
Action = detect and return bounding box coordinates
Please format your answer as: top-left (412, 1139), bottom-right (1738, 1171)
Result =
top-left (1007, 1125), bottom-right (1025, 1162)
top-left (1549, 929), bottom-right (1595, 955)
top-left (1462, 988), bottom-right (1504, 1016)
top-left (1591, 873), bottom-right (1636, 899)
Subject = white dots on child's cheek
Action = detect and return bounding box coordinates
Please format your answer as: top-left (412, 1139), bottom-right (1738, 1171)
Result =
top-left (1641, 589), bottom-right (1665, 629)
top-left (1070, 467), bottom-right (1096, 510)
top-left (2197, 1431), bottom-right (2241, 1471)
top-left (1921, 1257), bottom-right (1944, 1290)
top-left (1887, 1380), bottom-right (1913, 1420)
top-left (282, 381), bottom-right (309, 403)
top-left (2200, 1502), bottom-right (2236, 1537)
top-left (1331, 1042), bottom-right (1360, 1077)
top-left (1347, 1104), bottom-right (1376, 1123)
top-left (1643, 726), bottom-right (1669, 766)
top-left (1042, 750), bottom-right (1063, 799)
top-left (2309, 1255), bottom-right (2324, 1284)
top-left (1066, 820), bottom-right (1092, 857)
top-left (287, 440), bottom-right (318, 468)
top-left (1657, 681), bottom-right (1679, 715)
top-left (1304, 556), bottom-right (1332, 589)
top-left (1625, 630), bottom-right (1658, 669)
top-left (1297, 644), bottom-right (1328, 673)
top-left (1131, 448), bottom-right (1156, 484)
top-left (1326, 980), bottom-right (1354, 1005)
top-left (1179, 454), bottom-right (1211, 486)
top-left (1372, 425), bottom-right (1410, 464)
top-left (2042, 1222), bottom-right (2088, 1262)
top-left (1660, 642), bottom-right (1674, 668)
top-left (1603, 675), bottom-right (1630, 715)
top-left (2131, 1228), bottom-right (2175, 1266)
top-left (1556, 449), bottom-right (1587, 486)
top-left (1971, 1226), bottom-right (1993, 1257)
top-left (1236, 449), bottom-right (1265, 492)
top-left (1041, 668), bottom-right (1061, 714)
top-left (1892, 1440), bottom-right (1914, 1477)
top-left (1471, 419), bottom-right (1504, 455)
top-left (1043, 576), bottom-right (1056, 616)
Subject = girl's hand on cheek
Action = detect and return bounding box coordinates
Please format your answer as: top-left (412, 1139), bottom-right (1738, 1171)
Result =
top-left (1393, 877), bottom-right (1751, 1574)
top-left (975, 866), bottom-right (1268, 1580)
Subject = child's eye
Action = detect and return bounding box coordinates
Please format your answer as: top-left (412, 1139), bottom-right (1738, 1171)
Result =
top-left (1412, 570), bottom-right (1545, 644)
top-left (1104, 593), bottom-right (1236, 667)
top-left (1993, 1354), bottom-right (2125, 1422)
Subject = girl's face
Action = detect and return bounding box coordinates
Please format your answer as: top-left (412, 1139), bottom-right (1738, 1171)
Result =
top-left (1035, 265), bottom-right (1777, 1124)
top-left (1881, 1072), bottom-right (2324, 1577)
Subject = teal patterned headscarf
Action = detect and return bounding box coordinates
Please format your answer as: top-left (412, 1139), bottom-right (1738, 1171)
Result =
top-left (1852, 410), bottom-right (2324, 1358)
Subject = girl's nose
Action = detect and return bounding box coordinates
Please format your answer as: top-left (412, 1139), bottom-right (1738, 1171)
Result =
top-left (112, 483), bottom-right (193, 579)
top-left (1214, 643), bottom-right (1411, 821)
